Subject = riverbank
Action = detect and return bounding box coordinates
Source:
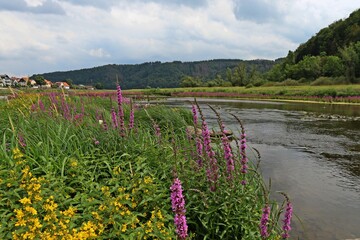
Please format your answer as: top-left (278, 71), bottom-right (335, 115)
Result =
top-left (126, 84), bottom-right (360, 104)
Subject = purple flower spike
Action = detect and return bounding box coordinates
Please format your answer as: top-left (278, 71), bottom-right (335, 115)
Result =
top-left (201, 120), bottom-right (218, 191)
top-left (281, 202), bottom-right (293, 239)
top-left (192, 105), bottom-right (198, 126)
top-left (260, 205), bottom-right (271, 238)
top-left (111, 108), bottom-right (118, 129)
top-left (116, 84), bottom-right (125, 135)
top-left (128, 105), bottom-right (134, 130)
top-left (170, 178), bottom-right (188, 240)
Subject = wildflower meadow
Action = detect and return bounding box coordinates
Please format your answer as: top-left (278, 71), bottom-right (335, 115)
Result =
top-left (0, 87), bottom-right (293, 239)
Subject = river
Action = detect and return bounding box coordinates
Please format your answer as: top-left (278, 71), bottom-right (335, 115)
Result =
top-left (165, 98), bottom-right (360, 240)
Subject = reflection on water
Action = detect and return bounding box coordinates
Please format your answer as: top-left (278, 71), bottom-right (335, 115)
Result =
top-left (165, 98), bottom-right (360, 240)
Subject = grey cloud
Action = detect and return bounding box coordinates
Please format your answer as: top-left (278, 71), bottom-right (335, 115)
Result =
top-left (0, 0), bottom-right (65, 15)
top-left (233, 0), bottom-right (280, 23)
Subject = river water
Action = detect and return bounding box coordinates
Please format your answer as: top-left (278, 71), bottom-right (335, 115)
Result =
top-left (165, 98), bottom-right (360, 240)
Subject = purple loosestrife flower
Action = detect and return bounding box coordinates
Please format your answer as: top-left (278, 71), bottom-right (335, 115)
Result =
top-left (196, 138), bottom-right (203, 167)
top-left (38, 99), bottom-right (45, 112)
top-left (128, 104), bottom-right (134, 130)
top-left (202, 120), bottom-right (218, 191)
top-left (192, 104), bottom-right (198, 126)
top-left (31, 103), bottom-right (37, 112)
top-left (170, 178), bottom-right (188, 240)
top-left (222, 135), bottom-right (235, 179)
top-left (219, 122), bottom-right (234, 180)
top-left (116, 85), bottom-right (125, 134)
top-left (111, 108), bottom-right (118, 129)
top-left (260, 205), bottom-right (271, 238)
top-left (281, 202), bottom-right (293, 239)
top-left (18, 133), bottom-right (26, 147)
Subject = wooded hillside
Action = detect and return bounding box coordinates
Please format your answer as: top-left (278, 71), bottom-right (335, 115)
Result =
top-left (32, 59), bottom-right (276, 89)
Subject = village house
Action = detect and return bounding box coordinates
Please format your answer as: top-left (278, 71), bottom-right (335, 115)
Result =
top-left (17, 78), bottom-right (28, 87)
top-left (55, 82), bottom-right (70, 89)
top-left (44, 80), bottom-right (53, 88)
top-left (0, 74), bottom-right (12, 87)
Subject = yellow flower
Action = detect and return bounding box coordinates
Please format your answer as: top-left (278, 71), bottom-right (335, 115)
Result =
top-left (144, 176), bottom-right (153, 184)
top-left (43, 196), bottom-right (58, 212)
top-left (25, 206), bottom-right (37, 215)
top-left (121, 224), bottom-right (127, 232)
top-left (91, 211), bottom-right (101, 221)
top-left (14, 209), bottom-right (25, 219)
top-left (157, 210), bottom-right (164, 220)
top-left (113, 166), bottom-right (121, 175)
top-left (98, 205), bottom-right (107, 211)
top-left (12, 148), bottom-right (24, 159)
top-left (15, 219), bottom-right (26, 227)
top-left (29, 217), bottom-right (42, 230)
top-left (34, 194), bottom-right (43, 202)
top-left (61, 206), bottom-right (77, 217)
top-left (70, 159), bottom-right (78, 168)
top-left (19, 197), bottom-right (32, 205)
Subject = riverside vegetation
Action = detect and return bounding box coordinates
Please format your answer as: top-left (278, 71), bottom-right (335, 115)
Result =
top-left (0, 87), bottom-right (293, 239)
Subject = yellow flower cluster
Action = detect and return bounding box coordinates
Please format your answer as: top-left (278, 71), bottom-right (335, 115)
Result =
top-left (5, 159), bottom-right (174, 239)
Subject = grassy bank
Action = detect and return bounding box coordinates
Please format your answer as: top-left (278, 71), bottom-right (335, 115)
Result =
top-left (128, 84), bottom-right (360, 104)
top-left (0, 90), bottom-right (291, 239)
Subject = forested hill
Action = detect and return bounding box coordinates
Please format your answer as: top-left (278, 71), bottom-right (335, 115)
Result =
top-left (265, 8), bottom-right (360, 84)
top-left (33, 59), bottom-right (276, 89)
top-left (294, 8), bottom-right (360, 62)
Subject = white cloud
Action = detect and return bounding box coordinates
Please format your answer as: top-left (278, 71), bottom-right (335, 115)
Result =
top-left (24, 0), bottom-right (46, 7)
top-left (0, 0), bottom-right (359, 76)
top-left (89, 48), bottom-right (111, 58)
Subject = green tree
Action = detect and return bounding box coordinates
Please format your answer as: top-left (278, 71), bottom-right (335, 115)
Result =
top-left (340, 43), bottom-right (359, 83)
top-left (179, 76), bottom-right (202, 87)
top-left (321, 56), bottom-right (344, 77)
top-left (33, 75), bottom-right (45, 86)
top-left (94, 82), bottom-right (104, 89)
top-left (65, 78), bottom-right (73, 87)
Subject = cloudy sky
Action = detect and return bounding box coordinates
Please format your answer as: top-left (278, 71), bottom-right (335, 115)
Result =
top-left (0, 0), bottom-right (359, 76)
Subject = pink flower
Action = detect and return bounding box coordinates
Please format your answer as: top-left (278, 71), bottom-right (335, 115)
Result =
top-left (260, 205), bottom-right (271, 238)
top-left (281, 202), bottom-right (293, 239)
top-left (170, 178), bottom-right (188, 239)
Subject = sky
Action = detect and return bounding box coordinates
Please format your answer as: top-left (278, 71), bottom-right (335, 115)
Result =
top-left (0, 0), bottom-right (359, 76)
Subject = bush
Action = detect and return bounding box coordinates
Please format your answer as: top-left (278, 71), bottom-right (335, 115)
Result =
top-left (310, 77), bottom-right (335, 86)
top-left (276, 79), bottom-right (300, 86)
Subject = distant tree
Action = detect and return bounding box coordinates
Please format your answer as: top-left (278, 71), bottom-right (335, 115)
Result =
top-left (226, 67), bottom-right (232, 83)
top-left (94, 82), bottom-right (104, 89)
top-left (321, 56), bottom-right (344, 77)
top-left (180, 76), bottom-right (202, 87)
top-left (340, 43), bottom-right (359, 82)
top-left (265, 63), bottom-right (286, 82)
top-left (231, 63), bottom-right (247, 86)
top-left (33, 75), bottom-right (45, 86)
top-left (65, 78), bottom-right (73, 87)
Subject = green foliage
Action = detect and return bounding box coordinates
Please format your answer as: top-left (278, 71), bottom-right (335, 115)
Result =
top-left (33, 75), bottom-right (46, 86)
top-left (180, 76), bottom-right (202, 87)
top-left (32, 60), bottom-right (276, 90)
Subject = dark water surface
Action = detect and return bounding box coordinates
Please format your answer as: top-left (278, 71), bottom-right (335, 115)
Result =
top-left (165, 98), bottom-right (360, 240)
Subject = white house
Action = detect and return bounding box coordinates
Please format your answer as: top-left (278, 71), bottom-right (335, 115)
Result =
top-left (0, 74), bottom-right (12, 87)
